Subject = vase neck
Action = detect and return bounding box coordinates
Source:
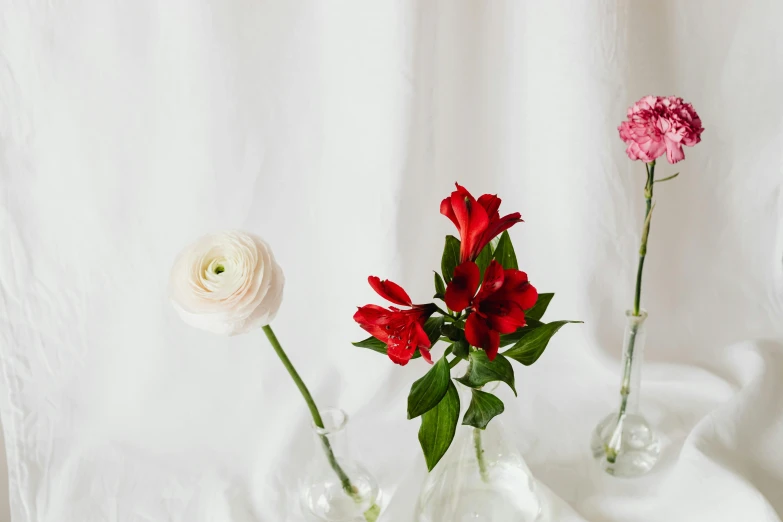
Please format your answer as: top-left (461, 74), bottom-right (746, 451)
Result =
top-left (312, 408), bottom-right (350, 455)
top-left (621, 309), bottom-right (648, 414)
top-left (447, 419), bottom-right (531, 473)
top-left (625, 309), bottom-right (648, 328)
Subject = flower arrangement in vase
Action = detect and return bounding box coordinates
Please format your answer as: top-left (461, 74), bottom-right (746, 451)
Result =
top-left (353, 184), bottom-right (580, 521)
top-left (169, 231), bottom-right (381, 521)
top-left (591, 95), bottom-right (704, 477)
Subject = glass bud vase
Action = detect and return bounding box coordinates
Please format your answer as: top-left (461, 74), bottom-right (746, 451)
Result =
top-left (591, 310), bottom-right (661, 477)
top-left (415, 419), bottom-right (542, 522)
top-left (300, 408), bottom-right (382, 522)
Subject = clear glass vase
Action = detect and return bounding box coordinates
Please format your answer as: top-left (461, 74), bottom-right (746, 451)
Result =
top-left (415, 418), bottom-right (542, 522)
top-left (300, 408), bottom-right (382, 522)
top-left (591, 310), bottom-right (661, 477)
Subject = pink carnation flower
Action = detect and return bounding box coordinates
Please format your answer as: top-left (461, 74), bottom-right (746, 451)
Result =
top-left (618, 95), bottom-right (704, 164)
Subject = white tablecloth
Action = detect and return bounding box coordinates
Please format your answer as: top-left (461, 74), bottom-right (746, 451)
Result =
top-left (1, 1), bottom-right (782, 521)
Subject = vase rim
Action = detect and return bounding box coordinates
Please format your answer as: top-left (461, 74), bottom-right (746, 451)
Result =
top-left (312, 407), bottom-right (348, 436)
top-left (625, 309), bottom-right (648, 320)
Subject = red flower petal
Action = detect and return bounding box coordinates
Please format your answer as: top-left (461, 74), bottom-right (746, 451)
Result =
top-left (486, 304), bottom-right (526, 334)
top-left (387, 341), bottom-right (415, 366)
top-left (354, 300), bottom-right (436, 367)
top-left (465, 313), bottom-right (500, 361)
top-left (496, 270), bottom-right (538, 310)
top-left (490, 212), bottom-right (523, 237)
top-left (441, 184), bottom-right (524, 263)
top-left (465, 313), bottom-right (490, 349)
top-left (473, 213), bottom-right (523, 259)
top-left (368, 276), bottom-right (413, 306)
top-left (413, 320), bottom-right (432, 348)
top-left (453, 183), bottom-right (472, 198)
top-left (475, 260), bottom-right (505, 302)
top-left (440, 197), bottom-right (459, 230)
top-left (485, 330), bottom-right (500, 361)
top-left (477, 194), bottom-right (501, 221)
top-left (449, 187), bottom-right (490, 263)
top-left (353, 305), bottom-right (392, 342)
top-left (440, 183), bottom-right (472, 230)
top-left (444, 261), bottom-right (480, 312)
top-left (386, 315), bottom-right (433, 366)
top-left (415, 318), bottom-right (434, 364)
top-left (353, 304), bottom-right (393, 324)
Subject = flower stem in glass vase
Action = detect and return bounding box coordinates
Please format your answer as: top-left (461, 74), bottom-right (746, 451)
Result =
top-left (262, 326), bottom-right (381, 520)
top-left (473, 428), bottom-right (490, 483)
top-left (590, 161), bottom-right (661, 477)
top-left (609, 161), bottom-right (654, 462)
top-left (416, 416), bottom-right (541, 521)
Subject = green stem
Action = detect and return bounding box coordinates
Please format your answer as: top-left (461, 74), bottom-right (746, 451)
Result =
top-left (606, 321), bottom-right (639, 464)
top-left (473, 428), bottom-right (490, 483)
top-left (261, 326), bottom-right (356, 498)
top-left (633, 160), bottom-right (655, 317)
top-left (434, 304), bottom-right (461, 322)
top-left (463, 354), bottom-right (490, 483)
top-left (606, 160), bottom-right (655, 464)
top-left (433, 304), bottom-right (452, 317)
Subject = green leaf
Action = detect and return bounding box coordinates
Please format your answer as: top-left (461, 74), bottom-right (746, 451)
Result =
top-left (433, 272), bottom-right (446, 299)
top-left (441, 235), bottom-right (461, 284)
top-left (441, 325), bottom-right (468, 358)
top-left (352, 336), bottom-right (387, 354)
top-left (462, 389), bottom-right (505, 430)
top-left (408, 357), bottom-right (452, 419)
top-left (451, 338), bottom-right (470, 359)
top-left (503, 320), bottom-right (581, 366)
top-left (475, 243), bottom-right (493, 278)
top-left (493, 231), bottom-right (518, 270)
top-left (489, 236), bottom-right (501, 253)
top-left (498, 319), bottom-right (543, 348)
top-left (423, 316), bottom-right (446, 347)
top-left (441, 323), bottom-right (462, 342)
top-left (418, 381), bottom-right (460, 471)
top-left (455, 351), bottom-right (517, 396)
top-left (352, 336), bottom-right (421, 359)
top-left (526, 293), bottom-right (554, 321)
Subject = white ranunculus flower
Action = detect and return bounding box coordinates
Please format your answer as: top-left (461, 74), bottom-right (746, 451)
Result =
top-left (169, 230), bottom-right (284, 335)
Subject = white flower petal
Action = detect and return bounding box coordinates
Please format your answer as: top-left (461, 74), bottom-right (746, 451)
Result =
top-left (169, 230), bottom-right (285, 335)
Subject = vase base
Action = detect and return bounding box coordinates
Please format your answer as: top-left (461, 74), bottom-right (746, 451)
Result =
top-left (416, 460), bottom-right (542, 522)
top-left (590, 412), bottom-right (661, 478)
top-left (300, 462), bottom-right (381, 521)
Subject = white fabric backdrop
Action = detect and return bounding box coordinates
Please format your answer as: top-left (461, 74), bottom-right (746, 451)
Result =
top-left (1, 1), bottom-right (782, 521)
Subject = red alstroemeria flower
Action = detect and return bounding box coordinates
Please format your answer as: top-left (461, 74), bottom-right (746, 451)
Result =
top-left (445, 260), bottom-right (538, 360)
top-left (440, 183), bottom-right (523, 263)
top-left (354, 276), bottom-right (437, 366)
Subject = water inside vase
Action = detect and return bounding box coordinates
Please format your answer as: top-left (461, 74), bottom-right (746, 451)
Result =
top-left (415, 420), bottom-right (541, 522)
top-left (300, 408), bottom-right (382, 521)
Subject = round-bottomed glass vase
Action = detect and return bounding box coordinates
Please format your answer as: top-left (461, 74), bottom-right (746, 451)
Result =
top-left (415, 418), bottom-right (542, 522)
top-left (300, 408), bottom-right (382, 522)
top-left (591, 310), bottom-right (661, 477)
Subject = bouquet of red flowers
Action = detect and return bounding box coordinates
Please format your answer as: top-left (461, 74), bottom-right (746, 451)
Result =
top-left (353, 183), bottom-right (579, 470)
